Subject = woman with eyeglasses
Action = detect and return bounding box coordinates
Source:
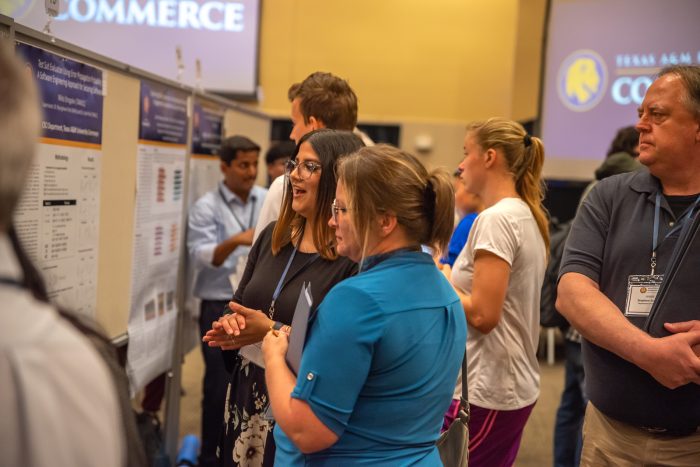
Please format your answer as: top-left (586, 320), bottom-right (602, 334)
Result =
top-left (442, 118), bottom-right (549, 466)
top-left (202, 129), bottom-right (363, 467)
top-left (261, 145), bottom-right (467, 465)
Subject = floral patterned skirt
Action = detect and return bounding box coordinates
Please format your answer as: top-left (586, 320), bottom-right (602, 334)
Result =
top-left (219, 355), bottom-right (275, 467)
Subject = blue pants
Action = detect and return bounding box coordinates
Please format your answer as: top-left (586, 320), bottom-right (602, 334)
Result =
top-left (553, 339), bottom-right (587, 467)
top-left (198, 299), bottom-right (231, 467)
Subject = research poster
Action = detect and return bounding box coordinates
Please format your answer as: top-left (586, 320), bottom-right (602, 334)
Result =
top-left (127, 80), bottom-right (188, 393)
top-left (13, 42), bottom-right (104, 317)
top-left (189, 99), bottom-right (224, 205)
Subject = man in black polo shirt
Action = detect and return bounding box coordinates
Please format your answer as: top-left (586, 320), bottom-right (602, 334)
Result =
top-left (557, 65), bottom-right (700, 465)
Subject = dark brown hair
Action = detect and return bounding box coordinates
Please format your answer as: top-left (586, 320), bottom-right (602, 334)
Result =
top-left (271, 129), bottom-right (364, 260)
top-left (218, 135), bottom-right (260, 165)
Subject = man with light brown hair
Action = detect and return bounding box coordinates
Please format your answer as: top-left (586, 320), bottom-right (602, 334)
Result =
top-left (254, 71), bottom-right (369, 240)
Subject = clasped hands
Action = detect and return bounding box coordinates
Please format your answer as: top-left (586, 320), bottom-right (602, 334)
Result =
top-left (644, 320), bottom-right (700, 389)
top-left (202, 302), bottom-right (273, 350)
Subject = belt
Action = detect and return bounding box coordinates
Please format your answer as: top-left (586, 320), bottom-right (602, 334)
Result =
top-left (639, 425), bottom-right (700, 437)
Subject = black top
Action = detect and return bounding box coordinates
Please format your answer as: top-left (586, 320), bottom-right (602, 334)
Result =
top-left (233, 222), bottom-right (357, 326)
top-left (665, 193), bottom-right (699, 220)
top-left (560, 169), bottom-right (700, 431)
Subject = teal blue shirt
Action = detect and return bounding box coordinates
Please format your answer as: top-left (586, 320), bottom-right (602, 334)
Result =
top-left (274, 250), bottom-right (467, 466)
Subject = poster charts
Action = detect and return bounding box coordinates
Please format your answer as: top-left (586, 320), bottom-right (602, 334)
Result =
top-left (127, 81), bottom-right (188, 393)
top-left (13, 42), bottom-right (103, 317)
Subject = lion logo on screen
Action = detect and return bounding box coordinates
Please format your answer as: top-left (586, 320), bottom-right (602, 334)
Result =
top-left (557, 50), bottom-right (608, 112)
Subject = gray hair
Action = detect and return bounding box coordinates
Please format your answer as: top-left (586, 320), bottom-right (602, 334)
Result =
top-left (658, 65), bottom-right (700, 118)
top-left (0, 43), bottom-right (41, 230)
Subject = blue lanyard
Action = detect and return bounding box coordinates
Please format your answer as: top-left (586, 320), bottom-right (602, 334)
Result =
top-left (267, 246), bottom-right (319, 320)
top-left (218, 186), bottom-right (256, 231)
top-left (222, 246), bottom-right (304, 318)
top-left (651, 192), bottom-right (700, 274)
top-left (268, 247), bottom-right (297, 318)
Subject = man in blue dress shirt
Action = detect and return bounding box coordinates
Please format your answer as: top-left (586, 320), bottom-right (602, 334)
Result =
top-left (187, 135), bottom-right (267, 467)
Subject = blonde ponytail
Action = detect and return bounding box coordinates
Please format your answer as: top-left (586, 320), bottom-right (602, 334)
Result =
top-left (517, 136), bottom-right (550, 252)
top-left (466, 118), bottom-right (550, 252)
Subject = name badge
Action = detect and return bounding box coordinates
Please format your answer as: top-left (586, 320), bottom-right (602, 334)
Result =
top-left (625, 274), bottom-right (663, 317)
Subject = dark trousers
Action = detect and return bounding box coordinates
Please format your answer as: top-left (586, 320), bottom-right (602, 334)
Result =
top-left (553, 339), bottom-right (587, 467)
top-left (141, 373), bottom-right (166, 413)
top-left (199, 299), bottom-right (232, 467)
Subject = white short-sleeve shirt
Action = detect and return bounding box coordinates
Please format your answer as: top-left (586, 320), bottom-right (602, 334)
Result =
top-left (451, 197), bottom-right (546, 410)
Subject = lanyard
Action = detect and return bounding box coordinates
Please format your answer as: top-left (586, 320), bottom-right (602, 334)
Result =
top-left (268, 247), bottom-right (319, 320)
top-left (651, 192), bottom-right (700, 274)
top-left (218, 187), bottom-right (256, 231)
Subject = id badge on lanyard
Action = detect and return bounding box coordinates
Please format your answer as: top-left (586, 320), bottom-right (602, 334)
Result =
top-left (625, 193), bottom-right (666, 318)
top-left (625, 274), bottom-right (663, 317)
top-left (624, 192), bottom-right (700, 317)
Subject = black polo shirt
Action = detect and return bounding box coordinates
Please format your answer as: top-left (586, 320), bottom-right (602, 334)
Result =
top-left (560, 169), bottom-right (700, 431)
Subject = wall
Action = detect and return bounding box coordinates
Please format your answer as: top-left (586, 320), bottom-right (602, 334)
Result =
top-left (511, 0), bottom-right (548, 122)
top-left (253, 0), bottom-right (546, 171)
top-left (257, 0), bottom-right (523, 122)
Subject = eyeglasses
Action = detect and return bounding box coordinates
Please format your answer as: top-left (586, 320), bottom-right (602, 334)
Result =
top-left (331, 199), bottom-right (349, 224)
top-left (285, 159), bottom-right (322, 180)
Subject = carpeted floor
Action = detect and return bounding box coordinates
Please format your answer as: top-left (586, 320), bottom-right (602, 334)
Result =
top-left (177, 338), bottom-right (566, 466)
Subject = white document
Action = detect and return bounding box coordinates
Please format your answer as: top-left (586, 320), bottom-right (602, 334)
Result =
top-left (240, 342), bottom-right (265, 368)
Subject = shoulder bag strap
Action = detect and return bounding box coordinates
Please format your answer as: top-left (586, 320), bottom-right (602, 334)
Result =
top-left (459, 351), bottom-right (470, 424)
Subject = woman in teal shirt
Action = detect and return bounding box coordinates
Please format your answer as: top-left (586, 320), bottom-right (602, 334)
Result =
top-left (262, 145), bottom-right (467, 465)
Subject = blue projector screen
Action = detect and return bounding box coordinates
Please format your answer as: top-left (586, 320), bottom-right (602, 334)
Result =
top-left (5, 0), bottom-right (260, 96)
top-left (540, 0), bottom-right (700, 179)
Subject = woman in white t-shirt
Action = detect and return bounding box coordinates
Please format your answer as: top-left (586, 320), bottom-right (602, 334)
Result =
top-left (441, 117), bottom-right (549, 467)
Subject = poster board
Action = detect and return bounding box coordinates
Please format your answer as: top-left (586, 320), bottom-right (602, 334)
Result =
top-left (12, 22), bottom-right (273, 352)
top-left (126, 80), bottom-right (189, 393)
top-left (14, 41), bottom-right (104, 317)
